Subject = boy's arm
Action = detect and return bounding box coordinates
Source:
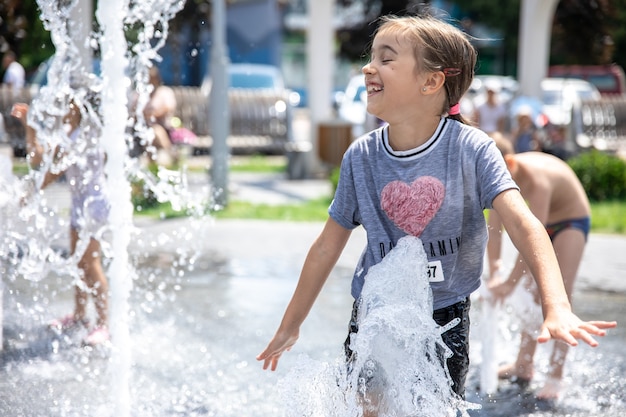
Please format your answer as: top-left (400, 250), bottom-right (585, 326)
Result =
top-left (257, 217), bottom-right (352, 371)
top-left (492, 189), bottom-right (616, 346)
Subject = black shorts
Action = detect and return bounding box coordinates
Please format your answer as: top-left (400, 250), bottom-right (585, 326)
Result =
top-left (344, 297), bottom-right (471, 398)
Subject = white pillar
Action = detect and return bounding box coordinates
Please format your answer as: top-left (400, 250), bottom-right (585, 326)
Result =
top-left (517, 0), bottom-right (559, 98)
top-left (70, 0), bottom-right (93, 71)
top-left (307, 0), bottom-right (334, 172)
top-left (210, 0), bottom-right (230, 206)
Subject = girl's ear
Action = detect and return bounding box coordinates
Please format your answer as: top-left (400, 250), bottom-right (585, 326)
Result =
top-left (422, 71), bottom-right (446, 93)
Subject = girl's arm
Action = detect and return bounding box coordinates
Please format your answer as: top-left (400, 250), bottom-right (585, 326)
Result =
top-left (11, 103), bottom-right (46, 167)
top-left (257, 217), bottom-right (352, 371)
top-left (486, 210), bottom-right (503, 278)
top-left (492, 189), bottom-right (616, 346)
top-left (489, 180), bottom-right (551, 300)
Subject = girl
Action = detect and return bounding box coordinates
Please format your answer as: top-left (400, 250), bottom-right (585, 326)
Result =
top-left (12, 87), bottom-right (110, 346)
top-left (257, 14), bottom-right (615, 401)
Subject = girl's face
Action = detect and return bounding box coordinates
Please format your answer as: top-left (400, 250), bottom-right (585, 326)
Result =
top-left (362, 32), bottom-right (427, 123)
top-left (62, 102), bottom-right (81, 133)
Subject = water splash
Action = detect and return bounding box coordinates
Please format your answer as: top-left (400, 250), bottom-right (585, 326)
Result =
top-left (280, 236), bottom-right (480, 417)
top-left (478, 279), bottom-right (499, 396)
top-left (0, 0), bottom-right (187, 415)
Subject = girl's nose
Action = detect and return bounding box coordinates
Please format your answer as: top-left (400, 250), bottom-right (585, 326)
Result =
top-left (362, 62), bottom-right (373, 75)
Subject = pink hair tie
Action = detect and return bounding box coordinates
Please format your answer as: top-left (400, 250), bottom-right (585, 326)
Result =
top-left (449, 103), bottom-right (461, 116)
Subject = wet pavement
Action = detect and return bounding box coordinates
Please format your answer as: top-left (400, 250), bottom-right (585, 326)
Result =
top-left (1, 157), bottom-right (625, 416)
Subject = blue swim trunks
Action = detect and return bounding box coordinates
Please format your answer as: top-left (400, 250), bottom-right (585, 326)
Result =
top-left (546, 216), bottom-right (591, 242)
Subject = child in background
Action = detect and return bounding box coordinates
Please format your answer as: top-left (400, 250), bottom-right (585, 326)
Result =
top-left (511, 106), bottom-right (541, 153)
top-left (12, 88), bottom-right (110, 346)
top-left (257, 13), bottom-right (615, 402)
top-left (487, 135), bottom-right (592, 399)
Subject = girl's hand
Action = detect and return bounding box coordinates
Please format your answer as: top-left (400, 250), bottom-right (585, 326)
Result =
top-left (538, 307), bottom-right (617, 347)
top-left (11, 103), bottom-right (29, 125)
top-left (256, 329), bottom-right (299, 371)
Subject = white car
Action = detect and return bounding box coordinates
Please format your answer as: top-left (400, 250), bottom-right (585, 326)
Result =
top-left (337, 74), bottom-right (379, 137)
top-left (541, 77), bottom-right (601, 126)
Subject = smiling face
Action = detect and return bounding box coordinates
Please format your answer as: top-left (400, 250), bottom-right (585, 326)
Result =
top-left (362, 16), bottom-right (477, 126)
top-left (362, 33), bottom-right (427, 124)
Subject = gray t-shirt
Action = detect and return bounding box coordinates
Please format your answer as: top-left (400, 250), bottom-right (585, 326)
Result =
top-left (329, 117), bottom-right (518, 310)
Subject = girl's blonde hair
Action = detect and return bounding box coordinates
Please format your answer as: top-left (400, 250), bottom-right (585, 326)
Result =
top-left (375, 15), bottom-right (477, 125)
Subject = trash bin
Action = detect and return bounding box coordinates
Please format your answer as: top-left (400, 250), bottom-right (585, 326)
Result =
top-left (318, 120), bottom-right (353, 167)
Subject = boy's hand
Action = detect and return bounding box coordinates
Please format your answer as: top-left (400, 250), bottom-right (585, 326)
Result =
top-left (487, 275), bottom-right (517, 304)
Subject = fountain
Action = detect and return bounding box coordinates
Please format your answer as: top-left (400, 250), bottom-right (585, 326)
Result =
top-left (279, 236), bottom-right (479, 417)
top-left (1, 1), bottom-right (626, 416)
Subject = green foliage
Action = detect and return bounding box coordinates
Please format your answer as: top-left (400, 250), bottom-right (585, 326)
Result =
top-left (1, 0), bottom-right (54, 72)
top-left (568, 150), bottom-right (626, 201)
top-left (329, 166), bottom-right (340, 195)
top-left (131, 177), bottom-right (159, 212)
top-left (229, 155), bottom-right (287, 173)
top-left (212, 197), bottom-right (331, 222)
top-left (590, 201), bottom-right (626, 234)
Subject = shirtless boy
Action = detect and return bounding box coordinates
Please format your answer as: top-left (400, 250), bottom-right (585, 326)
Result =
top-left (487, 134), bottom-right (592, 399)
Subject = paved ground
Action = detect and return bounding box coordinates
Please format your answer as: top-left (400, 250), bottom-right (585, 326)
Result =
top-left (2, 146), bottom-right (625, 416)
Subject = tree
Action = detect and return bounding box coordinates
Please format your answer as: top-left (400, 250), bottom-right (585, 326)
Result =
top-left (336, 0), bottom-right (426, 62)
top-left (609, 0), bottom-right (626, 70)
top-left (551, 0), bottom-right (616, 65)
top-left (0, 0), bottom-right (53, 74)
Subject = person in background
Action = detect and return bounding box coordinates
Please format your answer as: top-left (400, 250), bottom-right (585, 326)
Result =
top-left (511, 106), bottom-right (541, 153)
top-left (487, 134), bottom-right (592, 399)
top-left (144, 66), bottom-right (177, 164)
top-left (11, 90), bottom-right (111, 346)
top-left (2, 50), bottom-right (25, 93)
top-left (256, 13), bottom-right (615, 408)
top-left (473, 80), bottom-right (507, 135)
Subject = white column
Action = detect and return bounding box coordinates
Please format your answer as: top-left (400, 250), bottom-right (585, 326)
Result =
top-left (517, 0), bottom-right (559, 98)
top-left (210, 0), bottom-right (230, 206)
top-left (70, 0), bottom-right (93, 71)
top-left (307, 0), bottom-right (334, 171)
top-left (95, 0), bottom-right (132, 414)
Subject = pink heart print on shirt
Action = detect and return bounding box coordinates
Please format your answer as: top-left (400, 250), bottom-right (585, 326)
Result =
top-left (381, 176), bottom-right (445, 237)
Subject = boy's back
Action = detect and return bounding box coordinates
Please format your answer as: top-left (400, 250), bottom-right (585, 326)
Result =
top-left (511, 151), bottom-right (590, 224)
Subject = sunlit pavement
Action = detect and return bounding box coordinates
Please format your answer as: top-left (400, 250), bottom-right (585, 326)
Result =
top-left (2, 142), bottom-right (625, 416)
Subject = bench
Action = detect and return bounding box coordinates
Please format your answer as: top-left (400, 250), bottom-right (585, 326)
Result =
top-left (171, 86), bottom-right (311, 179)
top-left (171, 86), bottom-right (310, 154)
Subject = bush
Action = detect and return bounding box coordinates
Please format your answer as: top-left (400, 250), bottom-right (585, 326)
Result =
top-left (568, 150), bottom-right (626, 201)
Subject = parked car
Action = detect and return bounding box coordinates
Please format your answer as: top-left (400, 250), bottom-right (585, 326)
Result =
top-left (336, 74), bottom-right (380, 137)
top-left (202, 63), bottom-right (298, 103)
top-left (541, 77), bottom-right (601, 127)
top-left (337, 75), bottom-right (366, 128)
top-left (539, 78), bottom-right (602, 159)
top-left (548, 64), bottom-right (626, 96)
top-left (193, 63), bottom-right (299, 155)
